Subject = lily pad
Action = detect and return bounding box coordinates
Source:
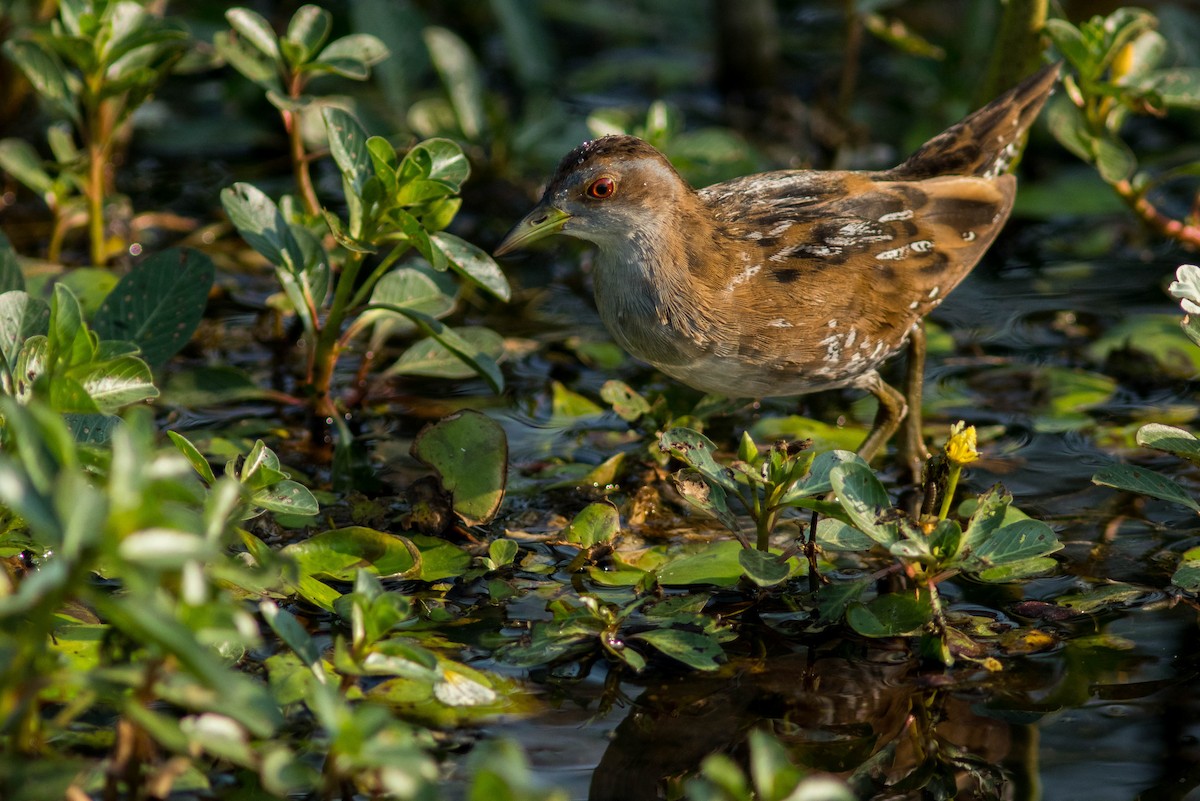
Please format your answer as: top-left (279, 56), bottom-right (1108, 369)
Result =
top-left (411, 410), bottom-right (507, 525)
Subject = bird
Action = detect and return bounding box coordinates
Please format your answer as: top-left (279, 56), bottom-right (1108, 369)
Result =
top-left (494, 63), bottom-right (1059, 479)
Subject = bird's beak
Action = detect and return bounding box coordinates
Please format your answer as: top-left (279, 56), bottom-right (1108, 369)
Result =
top-left (493, 202), bottom-right (571, 257)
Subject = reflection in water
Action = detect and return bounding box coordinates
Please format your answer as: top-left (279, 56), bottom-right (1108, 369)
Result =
top-left (588, 644), bottom-right (1019, 801)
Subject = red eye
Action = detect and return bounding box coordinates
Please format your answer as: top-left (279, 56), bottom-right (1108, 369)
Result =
top-left (586, 177), bottom-right (616, 199)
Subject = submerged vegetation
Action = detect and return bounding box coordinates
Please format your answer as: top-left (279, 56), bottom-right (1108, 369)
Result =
top-left (1, 1), bottom-right (1200, 799)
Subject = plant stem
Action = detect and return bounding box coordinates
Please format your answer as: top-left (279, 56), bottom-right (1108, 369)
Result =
top-left (938, 464), bottom-right (962, 520)
top-left (284, 74), bottom-right (320, 217)
top-left (86, 141), bottom-right (106, 265)
top-left (307, 251), bottom-right (367, 434)
top-left (1113, 179), bottom-right (1200, 247)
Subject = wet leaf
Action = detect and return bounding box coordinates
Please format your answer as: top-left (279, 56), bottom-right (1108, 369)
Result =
top-left (1172, 560), bottom-right (1200, 592)
top-left (1093, 463), bottom-right (1200, 513)
top-left (93, 248), bottom-right (214, 368)
top-left (1056, 582), bottom-right (1150, 612)
top-left (846, 593), bottom-right (932, 637)
top-left (671, 468), bottom-right (739, 534)
top-left (221, 183), bottom-right (306, 275)
top-left (829, 462), bottom-right (898, 546)
top-left (975, 556), bottom-right (1059, 583)
top-left (411, 410), bottom-right (507, 525)
top-left (738, 548), bottom-right (791, 587)
top-left (282, 527), bottom-right (422, 580)
top-left (656, 540), bottom-right (746, 587)
top-left (162, 365), bottom-right (280, 406)
top-left (488, 538), bottom-right (518, 568)
top-left (561, 502), bottom-right (618, 547)
top-left (1136, 423), bottom-right (1200, 465)
top-left (629, 629), bottom-right (723, 671)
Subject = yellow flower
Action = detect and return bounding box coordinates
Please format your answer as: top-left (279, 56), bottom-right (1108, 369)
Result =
top-left (945, 421), bottom-right (979, 466)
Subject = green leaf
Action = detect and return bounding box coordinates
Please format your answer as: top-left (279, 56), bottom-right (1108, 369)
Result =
top-left (660, 427), bottom-right (737, 491)
top-left (92, 249), bottom-right (214, 368)
top-left (560, 502), bottom-right (619, 547)
top-left (213, 29), bottom-right (281, 91)
top-left (846, 593), bottom-right (932, 637)
top-left (3, 40), bottom-right (78, 123)
top-left (829, 462), bottom-right (898, 546)
top-left (282, 527), bottom-right (422, 580)
top-left (630, 629), bottom-right (723, 671)
top-left (748, 730), bottom-right (806, 801)
top-left (672, 468), bottom-right (740, 534)
top-left (975, 556), bottom-right (1058, 583)
top-left (284, 4), bottom-right (331, 64)
top-left (961, 484), bottom-right (1012, 553)
top-left (387, 327), bottom-right (505, 380)
top-left (430, 232), bottom-right (511, 301)
top-left (0, 138), bottom-right (55, 197)
top-left (221, 183), bottom-right (306, 274)
top-left (313, 33), bottom-right (389, 79)
top-left (368, 304), bottom-right (503, 392)
top-left (167, 430), bottom-right (217, 484)
top-left (600, 379), bottom-right (651, 421)
top-left (656, 540), bottom-right (746, 587)
top-left (1172, 560), bottom-right (1200, 592)
top-left (963, 519), bottom-right (1062, 571)
top-left (251, 480), bottom-right (319, 517)
top-left (0, 291), bottom-right (50, 371)
top-left (322, 106), bottom-right (372, 202)
top-left (423, 27), bottom-right (485, 140)
top-left (411, 409), bottom-right (507, 525)
top-left (1136, 68), bottom-right (1200, 110)
top-left (225, 8), bottom-right (281, 61)
top-left (1093, 463), bottom-right (1200, 513)
top-left (400, 138), bottom-right (469, 190)
top-left (74, 357), bottom-right (158, 412)
top-left (779, 449), bottom-right (866, 503)
top-left (369, 266), bottom-right (456, 321)
top-left (488, 538), bottom-right (518, 567)
top-left (1136, 424), bottom-right (1200, 465)
top-left (738, 548), bottom-right (792, 587)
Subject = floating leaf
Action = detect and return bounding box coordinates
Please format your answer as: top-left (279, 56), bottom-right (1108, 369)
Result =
top-left (738, 548), bottom-right (792, 587)
top-left (847, 593), bottom-right (932, 637)
top-left (411, 410), bottom-right (507, 525)
top-left (630, 629), bottom-right (723, 671)
top-left (560, 502), bottom-right (619, 547)
top-left (656, 540), bottom-right (746, 587)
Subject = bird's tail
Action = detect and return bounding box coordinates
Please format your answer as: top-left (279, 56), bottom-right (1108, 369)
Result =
top-left (887, 61), bottom-right (1060, 180)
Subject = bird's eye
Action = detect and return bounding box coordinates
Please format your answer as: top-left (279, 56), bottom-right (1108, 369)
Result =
top-left (586, 177), bottom-right (616, 199)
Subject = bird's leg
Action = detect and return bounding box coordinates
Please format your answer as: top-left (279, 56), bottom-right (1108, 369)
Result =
top-left (857, 372), bottom-right (906, 466)
top-left (898, 321), bottom-right (931, 482)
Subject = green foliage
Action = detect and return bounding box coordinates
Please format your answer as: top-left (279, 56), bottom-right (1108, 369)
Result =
top-left (1045, 8), bottom-right (1200, 245)
top-left (220, 109), bottom-right (509, 437)
top-left (0, 0), bottom-right (189, 264)
top-left (411, 409), bottom-right (508, 525)
top-left (499, 592), bottom-right (733, 673)
top-left (684, 730), bottom-right (854, 801)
